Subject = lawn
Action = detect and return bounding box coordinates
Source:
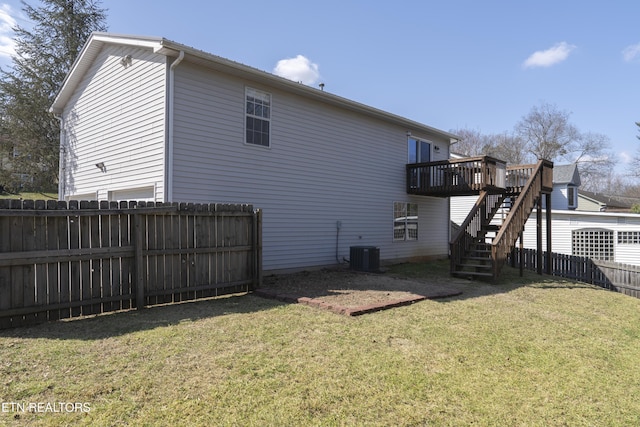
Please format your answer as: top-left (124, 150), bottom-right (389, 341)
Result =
top-left (0, 192), bottom-right (57, 201)
top-left (2, 262), bottom-right (640, 426)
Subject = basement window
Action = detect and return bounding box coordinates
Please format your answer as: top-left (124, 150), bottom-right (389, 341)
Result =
top-left (394, 202), bottom-right (418, 241)
top-left (572, 228), bottom-right (614, 261)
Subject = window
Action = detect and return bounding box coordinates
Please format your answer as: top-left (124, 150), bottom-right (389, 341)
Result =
top-left (394, 202), bottom-right (418, 241)
top-left (408, 137), bottom-right (430, 164)
top-left (618, 231), bottom-right (640, 245)
top-left (572, 228), bottom-right (614, 261)
top-left (567, 186), bottom-right (576, 209)
top-left (407, 137), bottom-right (431, 189)
top-left (245, 87), bottom-right (271, 147)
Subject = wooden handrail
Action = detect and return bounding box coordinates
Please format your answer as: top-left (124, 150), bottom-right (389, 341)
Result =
top-left (491, 159), bottom-right (548, 278)
top-left (450, 191), bottom-right (503, 274)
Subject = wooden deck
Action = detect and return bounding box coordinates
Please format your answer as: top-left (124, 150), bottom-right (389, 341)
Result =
top-left (407, 156), bottom-right (553, 197)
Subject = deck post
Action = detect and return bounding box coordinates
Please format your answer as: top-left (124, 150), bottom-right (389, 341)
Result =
top-left (536, 197), bottom-right (543, 275)
top-left (545, 193), bottom-right (552, 275)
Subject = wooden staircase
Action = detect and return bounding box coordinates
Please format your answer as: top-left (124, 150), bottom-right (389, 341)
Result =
top-left (450, 159), bottom-right (553, 281)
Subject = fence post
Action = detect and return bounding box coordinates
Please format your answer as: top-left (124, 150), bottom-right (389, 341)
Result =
top-left (255, 209), bottom-right (263, 287)
top-left (134, 211), bottom-right (145, 309)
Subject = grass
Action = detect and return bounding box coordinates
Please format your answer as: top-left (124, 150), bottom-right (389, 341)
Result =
top-left (2, 262), bottom-right (640, 425)
top-left (0, 192), bottom-right (57, 200)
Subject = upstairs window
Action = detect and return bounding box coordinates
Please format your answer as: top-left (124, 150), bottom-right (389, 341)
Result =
top-left (245, 87), bottom-right (271, 147)
top-left (408, 137), bottom-right (430, 164)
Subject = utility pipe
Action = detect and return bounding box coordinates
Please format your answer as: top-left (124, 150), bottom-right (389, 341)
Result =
top-left (166, 50), bottom-right (185, 202)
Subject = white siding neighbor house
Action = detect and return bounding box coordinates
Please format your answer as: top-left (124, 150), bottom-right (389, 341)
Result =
top-left (50, 33), bottom-right (459, 272)
top-left (546, 163), bottom-right (580, 210)
top-left (450, 160), bottom-right (640, 267)
top-left (518, 165), bottom-right (640, 266)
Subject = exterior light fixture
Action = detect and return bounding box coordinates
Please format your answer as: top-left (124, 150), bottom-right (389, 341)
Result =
top-left (120, 55), bottom-right (132, 67)
top-left (95, 162), bottom-right (106, 172)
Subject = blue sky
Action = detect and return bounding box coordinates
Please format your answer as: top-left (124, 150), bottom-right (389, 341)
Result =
top-left (0, 1), bottom-right (638, 174)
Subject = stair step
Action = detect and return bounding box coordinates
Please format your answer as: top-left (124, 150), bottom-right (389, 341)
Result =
top-left (452, 270), bottom-right (494, 278)
top-left (457, 263), bottom-right (492, 269)
top-left (462, 256), bottom-right (491, 262)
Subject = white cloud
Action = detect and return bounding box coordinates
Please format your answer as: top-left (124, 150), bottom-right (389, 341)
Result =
top-left (523, 42), bottom-right (576, 69)
top-left (623, 43), bottom-right (640, 62)
top-left (0, 3), bottom-right (17, 59)
top-left (619, 151), bottom-right (634, 164)
top-left (273, 55), bottom-right (320, 85)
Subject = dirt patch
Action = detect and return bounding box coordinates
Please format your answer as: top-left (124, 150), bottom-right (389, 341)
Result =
top-left (256, 266), bottom-right (465, 315)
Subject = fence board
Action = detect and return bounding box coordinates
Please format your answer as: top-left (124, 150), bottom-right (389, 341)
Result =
top-left (0, 200), bottom-right (11, 328)
top-left (0, 200), bottom-right (261, 329)
top-left (511, 248), bottom-right (640, 299)
top-left (10, 200), bottom-right (25, 326)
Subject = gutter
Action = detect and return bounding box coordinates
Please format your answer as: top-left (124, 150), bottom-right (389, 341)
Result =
top-left (166, 50), bottom-right (185, 202)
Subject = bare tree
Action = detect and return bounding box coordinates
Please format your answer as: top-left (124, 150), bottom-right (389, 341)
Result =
top-left (573, 132), bottom-right (616, 192)
top-left (449, 128), bottom-right (493, 157)
top-left (514, 102), bottom-right (580, 161)
top-left (486, 132), bottom-right (530, 165)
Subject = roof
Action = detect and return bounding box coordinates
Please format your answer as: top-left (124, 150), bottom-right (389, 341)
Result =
top-left (552, 163), bottom-right (581, 186)
top-left (51, 32), bottom-right (459, 142)
top-left (579, 190), bottom-right (634, 210)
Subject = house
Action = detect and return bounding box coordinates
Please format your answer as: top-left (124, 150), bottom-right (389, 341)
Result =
top-left (516, 166), bottom-right (640, 266)
top-left (51, 33), bottom-right (552, 278)
top-left (50, 33), bottom-right (462, 273)
top-left (578, 190), bottom-right (634, 212)
top-left (546, 163), bottom-right (580, 210)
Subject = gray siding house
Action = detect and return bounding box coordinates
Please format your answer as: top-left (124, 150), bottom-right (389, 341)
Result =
top-left (51, 33), bottom-right (458, 272)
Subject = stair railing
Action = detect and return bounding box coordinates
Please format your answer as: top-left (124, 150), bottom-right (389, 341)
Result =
top-left (450, 191), bottom-right (503, 274)
top-left (491, 159), bottom-right (553, 278)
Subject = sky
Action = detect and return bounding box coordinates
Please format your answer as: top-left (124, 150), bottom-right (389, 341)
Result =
top-left (0, 0), bottom-right (638, 175)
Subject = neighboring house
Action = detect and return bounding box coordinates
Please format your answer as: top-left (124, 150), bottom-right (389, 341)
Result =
top-left (451, 160), bottom-right (640, 267)
top-left (520, 210), bottom-right (640, 266)
top-left (578, 190), bottom-right (634, 212)
top-left (518, 166), bottom-right (640, 266)
top-left (50, 33), bottom-right (460, 272)
top-left (546, 163), bottom-right (580, 210)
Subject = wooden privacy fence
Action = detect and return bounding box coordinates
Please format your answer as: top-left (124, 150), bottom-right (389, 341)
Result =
top-left (510, 248), bottom-right (640, 298)
top-left (0, 199), bottom-right (262, 329)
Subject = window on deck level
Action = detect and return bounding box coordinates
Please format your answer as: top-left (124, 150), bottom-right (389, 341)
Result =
top-left (245, 87), bottom-right (271, 147)
top-left (408, 137), bottom-right (431, 164)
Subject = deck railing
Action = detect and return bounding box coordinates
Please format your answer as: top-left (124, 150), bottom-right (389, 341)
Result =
top-left (406, 156), bottom-right (507, 197)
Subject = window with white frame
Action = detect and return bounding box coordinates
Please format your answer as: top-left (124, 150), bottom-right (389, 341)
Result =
top-left (245, 87), bottom-right (271, 147)
top-left (618, 231), bottom-right (640, 245)
top-left (572, 228), bottom-right (614, 261)
top-left (394, 202), bottom-right (418, 241)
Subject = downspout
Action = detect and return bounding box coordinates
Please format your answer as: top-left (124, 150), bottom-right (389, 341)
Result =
top-left (54, 114), bottom-right (65, 201)
top-left (166, 50), bottom-right (185, 202)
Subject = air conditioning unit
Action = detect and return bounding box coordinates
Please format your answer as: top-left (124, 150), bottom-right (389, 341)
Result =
top-left (350, 246), bottom-right (380, 272)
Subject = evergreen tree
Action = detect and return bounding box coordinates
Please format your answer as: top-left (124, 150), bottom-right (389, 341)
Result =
top-left (0, 0), bottom-right (107, 192)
